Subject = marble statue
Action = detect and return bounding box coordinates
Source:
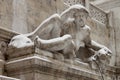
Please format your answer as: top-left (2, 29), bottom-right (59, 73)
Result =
top-left (8, 5), bottom-right (112, 62)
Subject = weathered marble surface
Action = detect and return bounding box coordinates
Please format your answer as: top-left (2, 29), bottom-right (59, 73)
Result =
top-left (6, 50), bottom-right (100, 80)
top-left (0, 0), bottom-right (113, 66)
top-left (92, 0), bottom-right (120, 67)
top-left (0, 26), bottom-right (116, 80)
top-left (0, 0), bottom-right (65, 33)
top-left (0, 0), bottom-right (119, 80)
top-left (6, 46), bottom-right (116, 80)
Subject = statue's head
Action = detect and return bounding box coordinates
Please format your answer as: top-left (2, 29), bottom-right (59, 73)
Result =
top-left (61, 5), bottom-right (89, 27)
top-left (9, 34), bottom-right (33, 48)
top-left (72, 5), bottom-right (89, 27)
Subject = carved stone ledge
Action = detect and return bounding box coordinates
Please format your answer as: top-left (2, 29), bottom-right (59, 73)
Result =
top-left (6, 45), bottom-right (97, 80)
top-left (0, 75), bottom-right (20, 80)
top-left (6, 55), bottom-right (99, 80)
top-left (6, 46), bottom-right (35, 60)
top-left (0, 27), bottom-right (19, 42)
top-left (0, 27), bottom-right (18, 73)
top-left (6, 46), bottom-right (117, 80)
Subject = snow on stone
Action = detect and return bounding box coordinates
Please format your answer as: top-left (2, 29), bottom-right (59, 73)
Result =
top-left (83, 25), bottom-right (91, 30)
top-left (8, 34), bottom-right (33, 48)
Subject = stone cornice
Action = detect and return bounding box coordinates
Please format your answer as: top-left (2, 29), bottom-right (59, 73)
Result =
top-left (6, 46), bottom-right (35, 60)
top-left (6, 46), bottom-right (117, 79)
top-left (0, 27), bottom-right (19, 42)
top-left (6, 55), bottom-right (99, 80)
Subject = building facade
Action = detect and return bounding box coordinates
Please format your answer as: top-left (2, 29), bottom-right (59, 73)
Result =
top-left (0, 0), bottom-right (119, 80)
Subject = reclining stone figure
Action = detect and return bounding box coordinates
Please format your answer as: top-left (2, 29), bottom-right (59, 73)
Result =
top-left (9, 5), bottom-right (112, 62)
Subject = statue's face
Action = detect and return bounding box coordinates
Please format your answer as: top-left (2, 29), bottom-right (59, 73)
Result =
top-left (74, 11), bottom-right (88, 27)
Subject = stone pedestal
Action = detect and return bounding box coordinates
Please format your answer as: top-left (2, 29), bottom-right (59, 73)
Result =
top-left (6, 46), bottom-right (114, 80)
top-left (6, 55), bottom-right (100, 80)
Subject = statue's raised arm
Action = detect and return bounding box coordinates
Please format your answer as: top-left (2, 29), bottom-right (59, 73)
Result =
top-left (9, 14), bottom-right (62, 48)
top-left (26, 14), bottom-right (62, 40)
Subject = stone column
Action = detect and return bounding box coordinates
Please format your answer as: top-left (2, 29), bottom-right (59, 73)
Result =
top-left (0, 41), bottom-right (7, 75)
top-left (107, 11), bottom-right (116, 66)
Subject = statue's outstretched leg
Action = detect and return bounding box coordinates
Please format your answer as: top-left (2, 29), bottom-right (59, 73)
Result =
top-left (34, 34), bottom-right (76, 59)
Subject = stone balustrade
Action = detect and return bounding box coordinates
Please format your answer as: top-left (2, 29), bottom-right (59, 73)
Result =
top-left (63, 0), bottom-right (108, 25)
top-left (89, 3), bottom-right (108, 25)
top-left (63, 0), bottom-right (85, 6)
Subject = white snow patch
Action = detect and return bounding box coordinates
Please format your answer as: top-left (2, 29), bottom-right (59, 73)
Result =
top-left (0, 75), bottom-right (20, 80)
top-left (9, 34), bottom-right (33, 48)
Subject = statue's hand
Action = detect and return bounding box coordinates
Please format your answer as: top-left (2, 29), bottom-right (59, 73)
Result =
top-left (88, 47), bottom-right (112, 61)
top-left (97, 47), bottom-right (112, 60)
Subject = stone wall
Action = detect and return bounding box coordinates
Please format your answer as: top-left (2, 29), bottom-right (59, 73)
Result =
top-left (0, 0), bottom-right (118, 80)
top-left (5, 46), bottom-right (116, 80)
top-left (0, 0), bottom-right (65, 33)
top-left (112, 7), bottom-right (120, 67)
top-left (92, 0), bottom-right (120, 67)
top-left (0, 0), bottom-right (115, 65)
top-left (0, 0), bottom-right (13, 30)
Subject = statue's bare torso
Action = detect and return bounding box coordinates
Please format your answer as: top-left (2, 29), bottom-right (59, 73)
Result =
top-left (61, 20), bottom-right (90, 51)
